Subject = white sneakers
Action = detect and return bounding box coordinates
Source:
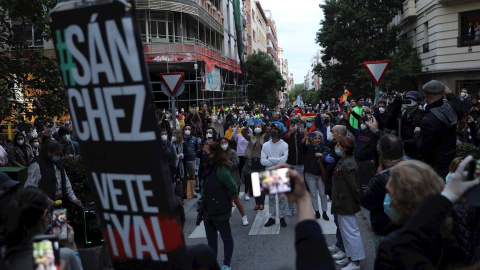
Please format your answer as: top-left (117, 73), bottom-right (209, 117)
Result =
top-left (242, 215), bottom-right (249, 226)
top-left (332, 250), bottom-right (346, 260)
top-left (341, 262), bottom-right (361, 270)
top-left (244, 194), bottom-right (250, 201)
top-left (335, 258), bottom-right (350, 266)
top-left (328, 244), bottom-right (340, 253)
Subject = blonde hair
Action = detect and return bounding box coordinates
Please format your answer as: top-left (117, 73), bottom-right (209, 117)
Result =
top-left (389, 160), bottom-right (445, 225)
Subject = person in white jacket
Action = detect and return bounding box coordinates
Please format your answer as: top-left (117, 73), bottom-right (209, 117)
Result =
top-left (212, 110), bottom-right (225, 136)
top-left (261, 124), bottom-right (289, 228)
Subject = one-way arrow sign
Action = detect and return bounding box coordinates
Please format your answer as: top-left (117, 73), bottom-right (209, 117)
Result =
top-left (363, 61), bottom-right (391, 85)
top-left (159, 72), bottom-right (185, 97)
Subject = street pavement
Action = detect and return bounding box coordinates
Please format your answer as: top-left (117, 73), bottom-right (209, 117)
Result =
top-left (183, 190), bottom-right (376, 270)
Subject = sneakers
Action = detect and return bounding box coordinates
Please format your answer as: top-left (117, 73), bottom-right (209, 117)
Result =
top-left (244, 194), bottom-right (250, 201)
top-left (341, 262), bottom-right (361, 270)
top-left (335, 257), bottom-right (350, 266)
top-left (221, 265), bottom-right (231, 270)
top-left (322, 211), bottom-right (330, 221)
top-left (315, 211), bottom-right (321, 219)
top-left (242, 215), bottom-right (249, 226)
top-left (286, 209), bottom-right (293, 217)
top-left (264, 218), bottom-right (275, 227)
top-left (332, 250), bottom-right (347, 260)
top-left (328, 244), bottom-right (340, 253)
top-left (280, 218), bottom-right (287, 227)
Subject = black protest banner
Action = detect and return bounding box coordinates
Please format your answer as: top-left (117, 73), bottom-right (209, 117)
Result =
top-left (50, 2), bottom-right (186, 268)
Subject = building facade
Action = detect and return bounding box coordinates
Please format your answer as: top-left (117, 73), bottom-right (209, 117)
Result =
top-left (264, 10), bottom-right (278, 66)
top-left (250, 1), bottom-right (268, 54)
top-left (396, 0), bottom-right (480, 94)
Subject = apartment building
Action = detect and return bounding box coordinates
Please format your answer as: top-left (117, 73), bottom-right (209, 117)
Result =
top-left (397, 0), bottom-right (480, 94)
top-left (304, 69), bottom-right (315, 91)
top-left (264, 10), bottom-right (279, 66)
top-left (250, 1), bottom-right (268, 53)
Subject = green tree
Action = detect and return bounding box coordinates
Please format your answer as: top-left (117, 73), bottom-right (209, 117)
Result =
top-left (289, 83), bottom-right (305, 102)
top-left (315, 0), bottom-right (421, 101)
top-left (246, 52), bottom-right (285, 107)
top-left (0, 0), bottom-right (67, 123)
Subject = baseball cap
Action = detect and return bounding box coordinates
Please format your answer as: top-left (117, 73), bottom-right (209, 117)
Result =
top-left (0, 172), bottom-right (20, 189)
top-left (406, 91), bottom-right (421, 100)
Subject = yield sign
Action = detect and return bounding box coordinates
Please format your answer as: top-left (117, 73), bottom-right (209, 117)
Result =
top-left (363, 61), bottom-right (391, 85)
top-left (159, 72), bottom-right (184, 96)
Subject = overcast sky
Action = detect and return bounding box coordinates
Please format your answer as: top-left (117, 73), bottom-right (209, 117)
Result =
top-left (258, 0), bottom-right (324, 85)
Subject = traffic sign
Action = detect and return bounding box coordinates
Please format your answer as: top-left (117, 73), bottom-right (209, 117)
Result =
top-left (159, 72), bottom-right (185, 96)
top-left (363, 61), bottom-right (391, 85)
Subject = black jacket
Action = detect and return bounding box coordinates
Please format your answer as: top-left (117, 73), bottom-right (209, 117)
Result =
top-left (286, 130), bottom-right (305, 165)
top-left (415, 93), bottom-right (463, 178)
top-left (375, 195), bottom-right (463, 269)
top-left (360, 168), bottom-right (392, 236)
top-left (295, 220), bottom-right (336, 269)
top-left (386, 106), bottom-right (424, 159)
top-left (451, 202), bottom-right (480, 265)
top-left (303, 143), bottom-right (330, 175)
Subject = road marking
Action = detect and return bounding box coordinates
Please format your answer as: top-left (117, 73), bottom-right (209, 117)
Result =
top-left (188, 192), bottom-right (244, 239)
top-left (316, 201), bottom-right (336, 235)
top-left (248, 195), bottom-right (280, 235)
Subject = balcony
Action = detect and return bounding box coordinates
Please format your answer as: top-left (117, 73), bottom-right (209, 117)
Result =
top-left (398, 0), bottom-right (416, 22)
top-left (457, 35), bottom-right (480, 47)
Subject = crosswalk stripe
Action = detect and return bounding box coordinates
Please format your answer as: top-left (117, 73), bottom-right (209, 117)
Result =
top-left (188, 192), bottom-right (244, 239)
top-left (248, 195), bottom-right (280, 235)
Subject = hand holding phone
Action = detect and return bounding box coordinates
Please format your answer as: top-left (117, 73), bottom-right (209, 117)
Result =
top-left (51, 209), bottom-right (67, 240)
top-left (443, 156), bottom-right (480, 206)
top-left (33, 235), bottom-right (60, 270)
top-left (251, 168), bottom-right (292, 197)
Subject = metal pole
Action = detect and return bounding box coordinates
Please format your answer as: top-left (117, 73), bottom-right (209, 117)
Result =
top-left (171, 96), bottom-right (176, 131)
top-left (375, 85), bottom-right (379, 107)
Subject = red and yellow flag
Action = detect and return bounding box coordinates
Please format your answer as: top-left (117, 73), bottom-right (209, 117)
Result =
top-left (339, 88), bottom-right (352, 104)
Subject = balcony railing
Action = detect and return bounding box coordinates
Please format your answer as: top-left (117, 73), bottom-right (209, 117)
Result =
top-left (457, 35), bottom-right (480, 47)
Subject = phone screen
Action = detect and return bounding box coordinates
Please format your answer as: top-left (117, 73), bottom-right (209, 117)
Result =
top-left (33, 235), bottom-right (60, 270)
top-left (51, 209), bottom-right (67, 240)
top-left (251, 168), bottom-right (291, 197)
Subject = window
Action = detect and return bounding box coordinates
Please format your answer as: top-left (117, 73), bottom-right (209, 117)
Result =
top-left (139, 11), bottom-right (174, 43)
top-left (422, 22), bottom-right (429, 53)
top-left (458, 9), bottom-right (480, 47)
top-left (12, 23), bottom-right (43, 47)
top-left (253, 30), bottom-right (256, 40)
top-left (456, 80), bottom-right (480, 96)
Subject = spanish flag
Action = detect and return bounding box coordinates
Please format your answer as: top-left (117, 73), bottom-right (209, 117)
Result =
top-left (339, 88), bottom-right (352, 104)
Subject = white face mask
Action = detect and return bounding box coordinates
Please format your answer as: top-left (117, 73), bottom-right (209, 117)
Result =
top-left (221, 144), bottom-right (228, 151)
top-left (206, 134), bottom-right (213, 139)
top-left (17, 140), bottom-right (24, 145)
top-left (360, 124), bottom-right (367, 130)
top-left (171, 137), bottom-right (177, 143)
top-left (254, 127), bottom-right (262, 134)
top-left (379, 107), bottom-right (386, 113)
top-left (239, 111), bottom-right (243, 114)
top-left (65, 121), bottom-right (70, 125)
top-left (33, 142), bottom-right (40, 148)
top-left (31, 130), bottom-right (38, 137)
top-left (161, 135), bottom-right (168, 141)
top-left (166, 114), bottom-right (171, 119)
top-left (184, 130), bottom-right (191, 136)
top-left (461, 92), bottom-right (467, 98)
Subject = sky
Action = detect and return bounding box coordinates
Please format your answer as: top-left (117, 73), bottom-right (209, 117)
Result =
top-left (258, 0), bottom-right (325, 85)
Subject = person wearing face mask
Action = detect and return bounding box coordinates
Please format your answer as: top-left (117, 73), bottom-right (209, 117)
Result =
top-left (166, 109), bottom-right (180, 133)
top-left (171, 131), bottom-right (187, 200)
top-left (331, 137), bottom-right (365, 269)
top-left (58, 126), bottom-right (80, 157)
top-left (459, 88), bottom-right (472, 111)
top-left (372, 100), bottom-right (388, 132)
top-left (386, 91), bottom-right (425, 159)
top-left (8, 132), bottom-right (34, 167)
top-left (285, 118), bottom-right (306, 216)
top-left (231, 122), bottom-right (251, 198)
top-left (23, 125), bottom-right (34, 144)
top-left (183, 124), bottom-right (200, 199)
top-left (261, 124), bottom-right (289, 228)
top-left (242, 119), bottom-right (269, 210)
top-left (343, 111), bottom-right (383, 189)
top-left (160, 129), bottom-right (178, 192)
top-left (25, 139), bottom-right (83, 208)
top-left (360, 135), bottom-right (404, 252)
top-left (30, 137), bottom-right (41, 157)
top-left (212, 110), bottom-right (225, 137)
top-left (198, 141), bottom-right (238, 270)
top-left (219, 137), bottom-right (249, 226)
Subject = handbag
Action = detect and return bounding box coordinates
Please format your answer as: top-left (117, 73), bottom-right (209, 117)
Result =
top-left (317, 157), bottom-right (326, 181)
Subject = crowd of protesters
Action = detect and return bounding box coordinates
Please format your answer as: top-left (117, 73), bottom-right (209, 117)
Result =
top-left (1, 79), bottom-right (480, 269)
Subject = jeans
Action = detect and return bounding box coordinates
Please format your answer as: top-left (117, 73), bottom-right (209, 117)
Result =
top-left (304, 173), bottom-right (327, 212)
top-left (204, 219), bottom-right (234, 267)
top-left (334, 214), bottom-right (345, 252)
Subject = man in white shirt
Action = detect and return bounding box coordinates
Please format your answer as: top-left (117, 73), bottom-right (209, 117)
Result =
top-left (261, 124), bottom-right (289, 227)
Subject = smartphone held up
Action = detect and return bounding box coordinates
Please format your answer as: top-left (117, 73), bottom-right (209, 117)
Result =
top-left (251, 168), bottom-right (292, 197)
top-left (467, 159), bottom-right (480, 207)
top-left (51, 209), bottom-right (67, 240)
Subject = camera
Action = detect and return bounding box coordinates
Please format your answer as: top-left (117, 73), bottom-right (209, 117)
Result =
top-left (394, 94), bottom-right (412, 105)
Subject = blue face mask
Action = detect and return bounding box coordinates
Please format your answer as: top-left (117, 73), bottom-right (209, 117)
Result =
top-left (335, 148), bottom-right (342, 156)
top-left (52, 156), bottom-right (61, 162)
top-left (306, 123), bottom-right (313, 128)
top-left (245, 116), bottom-right (250, 121)
top-left (202, 153), bottom-right (211, 164)
top-left (445, 172), bottom-right (451, 184)
top-left (383, 193), bottom-right (397, 221)
top-left (234, 115), bottom-right (237, 119)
